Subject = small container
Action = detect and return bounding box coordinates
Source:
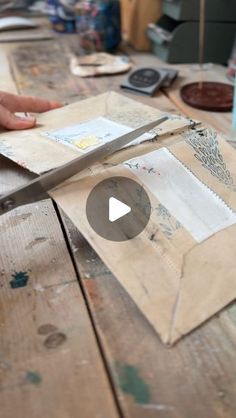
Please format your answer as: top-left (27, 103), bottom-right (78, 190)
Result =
top-left (47, 0), bottom-right (76, 33)
top-left (75, 0), bottom-right (121, 53)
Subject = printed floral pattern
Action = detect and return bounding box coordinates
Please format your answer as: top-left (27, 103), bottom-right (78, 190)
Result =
top-left (184, 128), bottom-right (236, 192)
top-left (155, 204), bottom-right (181, 239)
top-left (124, 161), bottom-right (158, 175)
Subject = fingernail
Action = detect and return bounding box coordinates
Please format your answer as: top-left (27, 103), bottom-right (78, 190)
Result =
top-left (16, 115), bottom-right (35, 121)
top-left (50, 101), bottom-right (64, 109)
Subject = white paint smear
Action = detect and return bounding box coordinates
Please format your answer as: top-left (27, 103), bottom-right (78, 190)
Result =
top-left (125, 147), bottom-right (236, 242)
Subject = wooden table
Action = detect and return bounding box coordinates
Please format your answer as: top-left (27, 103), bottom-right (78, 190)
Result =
top-left (1, 36), bottom-right (236, 418)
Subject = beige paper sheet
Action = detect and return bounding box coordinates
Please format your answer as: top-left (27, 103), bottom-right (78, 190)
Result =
top-left (1, 92), bottom-right (235, 344)
top-left (0, 92), bottom-right (193, 174)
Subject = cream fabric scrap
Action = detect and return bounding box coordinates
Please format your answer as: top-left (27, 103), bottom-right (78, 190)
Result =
top-left (125, 147), bottom-right (236, 242)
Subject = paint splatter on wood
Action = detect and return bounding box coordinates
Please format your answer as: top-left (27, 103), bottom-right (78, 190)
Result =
top-left (44, 332), bottom-right (67, 349)
top-left (10, 271), bottom-right (29, 289)
top-left (37, 324), bottom-right (58, 335)
top-left (0, 212), bottom-right (31, 234)
top-left (115, 362), bottom-right (150, 404)
top-left (25, 371), bottom-right (42, 386)
top-left (25, 237), bottom-right (48, 250)
top-left (83, 278), bottom-right (103, 310)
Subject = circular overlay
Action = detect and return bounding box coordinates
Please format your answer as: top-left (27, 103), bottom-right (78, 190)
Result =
top-left (86, 177), bottom-right (151, 242)
top-left (129, 68), bottom-right (160, 88)
top-left (180, 82), bottom-right (233, 112)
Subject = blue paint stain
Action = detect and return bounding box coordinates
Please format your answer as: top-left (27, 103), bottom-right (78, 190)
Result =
top-left (25, 371), bottom-right (42, 386)
top-left (10, 271), bottom-right (29, 289)
top-left (115, 362), bottom-right (150, 404)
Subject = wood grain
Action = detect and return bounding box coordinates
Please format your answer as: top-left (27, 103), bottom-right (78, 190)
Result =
top-left (3, 36), bottom-right (236, 418)
top-left (0, 162), bottom-right (119, 417)
top-left (0, 45), bottom-right (119, 418)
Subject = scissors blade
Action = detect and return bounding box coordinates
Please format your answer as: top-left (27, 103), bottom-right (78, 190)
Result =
top-left (0, 116), bottom-right (167, 215)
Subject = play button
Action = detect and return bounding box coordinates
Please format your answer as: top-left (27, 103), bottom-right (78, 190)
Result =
top-left (86, 176), bottom-right (151, 241)
top-left (109, 197), bottom-right (131, 222)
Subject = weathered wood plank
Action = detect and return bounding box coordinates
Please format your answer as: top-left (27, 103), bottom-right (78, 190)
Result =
top-left (0, 44), bottom-right (120, 418)
top-left (8, 38), bottom-right (236, 418)
top-left (0, 155), bottom-right (119, 416)
top-left (3, 35), bottom-right (233, 137)
top-left (0, 154), bottom-right (120, 418)
top-left (8, 40), bottom-right (178, 114)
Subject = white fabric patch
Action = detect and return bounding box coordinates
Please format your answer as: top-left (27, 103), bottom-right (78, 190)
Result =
top-left (125, 147), bottom-right (236, 242)
top-left (42, 117), bottom-right (153, 153)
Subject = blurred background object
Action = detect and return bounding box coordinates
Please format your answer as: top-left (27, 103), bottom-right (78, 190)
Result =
top-left (0, 0), bottom-right (47, 15)
top-left (46, 1), bottom-right (121, 50)
top-left (75, 0), bottom-right (121, 52)
top-left (147, 0), bottom-right (236, 63)
top-left (70, 52), bottom-right (132, 76)
top-left (120, 0), bottom-right (162, 51)
top-left (0, 0), bottom-right (54, 41)
top-left (47, 0), bottom-right (76, 33)
top-left (228, 34), bottom-right (236, 131)
top-left (0, 1), bottom-right (33, 13)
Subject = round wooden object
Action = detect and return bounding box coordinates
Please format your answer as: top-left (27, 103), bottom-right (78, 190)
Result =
top-left (180, 82), bottom-right (233, 112)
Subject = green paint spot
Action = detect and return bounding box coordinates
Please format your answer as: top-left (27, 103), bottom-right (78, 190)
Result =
top-left (25, 371), bottom-right (42, 386)
top-left (10, 271), bottom-right (29, 289)
top-left (115, 362), bottom-right (150, 404)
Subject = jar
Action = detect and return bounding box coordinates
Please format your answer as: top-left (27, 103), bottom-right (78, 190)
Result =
top-left (75, 0), bottom-right (121, 52)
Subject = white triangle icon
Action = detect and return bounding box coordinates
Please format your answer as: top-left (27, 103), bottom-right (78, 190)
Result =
top-left (109, 197), bottom-right (131, 223)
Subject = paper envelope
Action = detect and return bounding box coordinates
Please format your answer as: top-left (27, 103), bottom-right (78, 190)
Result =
top-left (1, 92), bottom-right (235, 344)
top-left (0, 92), bottom-right (192, 174)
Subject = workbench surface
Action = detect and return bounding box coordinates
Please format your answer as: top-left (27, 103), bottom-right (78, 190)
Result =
top-left (0, 35), bottom-right (236, 418)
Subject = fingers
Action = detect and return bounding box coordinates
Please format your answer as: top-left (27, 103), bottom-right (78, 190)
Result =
top-left (0, 104), bottom-right (36, 130)
top-left (0, 91), bottom-right (63, 113)
top-left (0, 91), bottom-right (63, 131)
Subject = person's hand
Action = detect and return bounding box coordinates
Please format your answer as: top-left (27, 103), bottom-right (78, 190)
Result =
top-left (0, 91), bottom-right (63, 130)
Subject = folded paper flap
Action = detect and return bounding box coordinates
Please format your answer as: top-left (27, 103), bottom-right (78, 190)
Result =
top-left (167, 223), bottom-right (236, 344)
top-left (50, 167), bottom-right (186, 341)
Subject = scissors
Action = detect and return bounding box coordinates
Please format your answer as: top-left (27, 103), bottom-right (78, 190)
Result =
top-left (0, 116), bottom-right (167, 216)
